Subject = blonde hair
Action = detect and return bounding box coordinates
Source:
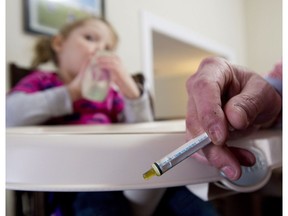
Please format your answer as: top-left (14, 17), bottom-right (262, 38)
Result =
top-left (31, 16), bottom-right (119, 69)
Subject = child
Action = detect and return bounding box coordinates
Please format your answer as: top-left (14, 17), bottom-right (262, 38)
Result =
top-left (6, 16), bottom-right (154, 215)
top-left (6, 16), bottom-right (153, 127)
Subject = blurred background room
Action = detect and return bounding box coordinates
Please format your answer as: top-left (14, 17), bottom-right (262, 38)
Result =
top-left (6, 0), bottom-right (282, 119)
top-left (6, 0), bottom-right (282, 215)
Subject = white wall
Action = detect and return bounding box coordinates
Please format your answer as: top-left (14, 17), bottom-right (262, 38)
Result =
top-left (106, 0), bottom-right (247, 72)
top-left (6, 0), bottom-right (281, 81)
top-left (6, 1), bottom-right (36, 67)
top-left (244, 0), bottom-right (282, 73)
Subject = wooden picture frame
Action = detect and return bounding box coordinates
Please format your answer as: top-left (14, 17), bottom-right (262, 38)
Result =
top-left (23, 0), bottom-right (105, 36)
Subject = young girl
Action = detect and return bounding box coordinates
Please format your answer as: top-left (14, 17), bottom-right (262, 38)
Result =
top-left (6, 16), bottom-right (154, 215)
top-left (6, 16), bottom-right (153, 127)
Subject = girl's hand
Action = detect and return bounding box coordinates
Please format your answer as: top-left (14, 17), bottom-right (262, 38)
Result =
top-left (66, 56), bottom-right (92, 101)
top-left (97, 53), bottom-right (141, 99)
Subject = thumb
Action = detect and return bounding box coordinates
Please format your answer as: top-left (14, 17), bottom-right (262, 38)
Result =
top-left (224, 77), bottom-right (281, 129)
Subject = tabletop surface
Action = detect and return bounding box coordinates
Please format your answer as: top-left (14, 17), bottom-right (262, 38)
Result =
top-left (6, 120), bottom-right (282, 193)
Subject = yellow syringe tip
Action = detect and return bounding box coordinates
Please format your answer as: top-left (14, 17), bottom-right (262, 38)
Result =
top-left (143, 168), bottom-right (156, 180)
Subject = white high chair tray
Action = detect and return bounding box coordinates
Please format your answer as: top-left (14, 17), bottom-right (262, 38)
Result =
top-left (6, 120), bottom-right (281, 192)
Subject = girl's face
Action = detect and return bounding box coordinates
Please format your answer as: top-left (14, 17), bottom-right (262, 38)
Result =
top-left (53, 19), bottom-right (115, 82)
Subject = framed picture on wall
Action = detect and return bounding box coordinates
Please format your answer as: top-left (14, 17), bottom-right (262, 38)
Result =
top-left (23, 0), bottom-right (105, 36)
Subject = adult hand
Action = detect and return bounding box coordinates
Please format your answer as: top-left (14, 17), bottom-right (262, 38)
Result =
top-left (186, 57), bottom-right (281, 180)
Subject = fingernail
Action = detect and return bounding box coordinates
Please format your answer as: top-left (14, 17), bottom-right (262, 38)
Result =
top-left (220, 166), bottom-right (237, 180)
top-left (209, 124), bottom-right (223, 145)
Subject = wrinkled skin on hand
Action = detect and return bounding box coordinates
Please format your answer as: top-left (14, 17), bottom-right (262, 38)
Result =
top-left (186, 57), bottom-right (281, 180)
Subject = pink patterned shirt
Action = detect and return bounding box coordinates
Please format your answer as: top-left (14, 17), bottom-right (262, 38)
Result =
top-left (265, 61), bottom-right (282, 127)
top-left (10, 71), bottom-right (125, 125)
top-left (265, 61), bottom-right (282, 95)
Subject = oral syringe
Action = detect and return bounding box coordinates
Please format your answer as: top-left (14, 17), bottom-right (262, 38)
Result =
top-left (143, 133), bottom-right (211, 180)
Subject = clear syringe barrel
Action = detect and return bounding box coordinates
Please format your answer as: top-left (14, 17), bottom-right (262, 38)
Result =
top-left (152, 133), bottom-right (211, 176)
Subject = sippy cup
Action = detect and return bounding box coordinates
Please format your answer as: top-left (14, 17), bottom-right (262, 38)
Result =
top-left (81, 52), bottom-right (111, 101)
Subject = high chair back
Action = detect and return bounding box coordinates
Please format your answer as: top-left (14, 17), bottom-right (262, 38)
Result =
top-left (9, 63), bottom-right (33, 88)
